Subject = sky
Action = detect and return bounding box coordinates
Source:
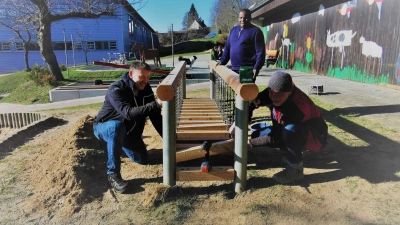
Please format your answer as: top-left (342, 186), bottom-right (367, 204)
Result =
top-left (136, 0), bottom-right (214, 33)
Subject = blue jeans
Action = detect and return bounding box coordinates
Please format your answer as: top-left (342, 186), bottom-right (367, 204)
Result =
top-left (93, 120), bottom-right (148, 175)
top-left (251, 123), bottom-right (308, 164)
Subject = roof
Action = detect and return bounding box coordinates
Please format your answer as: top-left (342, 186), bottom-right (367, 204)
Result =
top-left (250, 0), bottom-right (349, 26)
top-left (122, 0), bottom-right (155, 33)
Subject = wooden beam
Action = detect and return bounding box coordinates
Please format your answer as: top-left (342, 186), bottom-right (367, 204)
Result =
top-left (177, 123), bottom-right (228, 131)
top-left (179, 116), bottom-right (223, 121)
top-left (181, 110), bottom-right (220, 113)
top-left (156, 61), bottom-right (186, 101)
top-left (178, 120), bottom-right (224, 125)
top-left (176, 139), bottom-right (234, 162)
top-left (209, 61), bottom-right (259, 101)
top-left (180, 112), bottom-right (221, 116)
top-left (181, 106), bottom-right (219, 110)
top-left (176, 131), bottom-right (230, 141)
top-left (176, 166), bottom-right (234, 181)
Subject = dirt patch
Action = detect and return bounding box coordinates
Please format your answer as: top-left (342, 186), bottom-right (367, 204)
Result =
top-left (0, 127), bottom-right (13, 138)
top-left (1, 104), bottom-right (400, 224)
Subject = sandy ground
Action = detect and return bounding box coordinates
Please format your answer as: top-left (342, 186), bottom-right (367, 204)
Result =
top-left (0, 102), bottom-right (399, 224)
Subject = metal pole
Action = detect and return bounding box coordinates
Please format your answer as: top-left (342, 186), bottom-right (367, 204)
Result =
top-left (209, 66), bottom-right (215, 100)
top-left (163, 98), bottom-right (176, 186)
top-left (171, 24), bottom-right (174, 67)
top-left (151, 32), bottom-right (154, 49)
top-left (71, 34), bottom-right (76, 67)
top-left (234, 95), bottom-right (249, 194)
top-left (63, 28), bottom-right (69, 78)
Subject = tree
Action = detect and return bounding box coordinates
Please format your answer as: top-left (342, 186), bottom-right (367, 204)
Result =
top-left (0, 21), bottom-right (34, 71)
top-left (0, 0), bottom-right (146, 81)
top-left (182, 3), bottom-right (201, 30)
top-left (210, 0), bottom-right (257, 33)
top-left (0, 1), bottom-right (37, 70)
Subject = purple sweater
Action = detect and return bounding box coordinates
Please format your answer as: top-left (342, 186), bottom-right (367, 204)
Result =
top-left (220, 24), bottom-right (266, 71)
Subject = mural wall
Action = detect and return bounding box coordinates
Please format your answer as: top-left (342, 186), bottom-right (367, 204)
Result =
top-left (262, 0), bottom-right (400, 86)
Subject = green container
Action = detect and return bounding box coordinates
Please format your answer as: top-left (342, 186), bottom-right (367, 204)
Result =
top-left (239, 66), bottom-right (253, 83)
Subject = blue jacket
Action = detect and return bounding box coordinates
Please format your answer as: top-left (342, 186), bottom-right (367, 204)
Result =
top-left (220, 24), bottom-right (266, 71)
top-left (94, 73), bottom-right (162, 138)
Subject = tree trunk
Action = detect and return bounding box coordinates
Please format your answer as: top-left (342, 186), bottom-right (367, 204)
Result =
top-left (37, 22), bottom-right (64, 81)
top-left (23, 46), bottom-right (30, 71)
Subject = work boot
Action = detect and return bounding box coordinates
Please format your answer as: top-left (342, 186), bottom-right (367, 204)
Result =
top-left (108, 173), bottom-right (128, 193)
top-left (272, 162), bottom-right (304, 184)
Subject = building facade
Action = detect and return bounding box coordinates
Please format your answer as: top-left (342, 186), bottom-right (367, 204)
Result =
top-left (0, 3), bottom-right (158, 74)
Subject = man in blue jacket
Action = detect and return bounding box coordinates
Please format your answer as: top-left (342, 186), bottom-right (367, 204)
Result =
top-left (217, 8), bottom-right (266, 82)
top-left (93, 61), bottom-right (162, 193)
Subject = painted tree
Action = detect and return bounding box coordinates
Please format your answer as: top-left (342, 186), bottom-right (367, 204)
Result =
top-left (0, 0), bottom-right (145, 81)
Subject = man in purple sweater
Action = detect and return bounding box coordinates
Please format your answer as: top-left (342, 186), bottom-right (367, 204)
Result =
top-left (217, 9), bottom-right (266, 82)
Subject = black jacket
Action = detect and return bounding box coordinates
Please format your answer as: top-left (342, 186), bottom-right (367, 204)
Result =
top-left (94, 73), bottom-right (162, 138)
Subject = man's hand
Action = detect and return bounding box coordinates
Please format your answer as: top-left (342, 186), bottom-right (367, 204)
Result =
top-left (228, 123), bottom-right (235, 139)
top-left (252, 69), bottom-right (259, 82)
top-left (156, 98), bottom-right (162, 108)
top-left (216, 61), bottom-right (221, 67)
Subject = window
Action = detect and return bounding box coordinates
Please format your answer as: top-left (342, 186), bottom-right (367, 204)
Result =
top-left (26, 42), bottom-right (40, 51)
top-left (87, 41), bottom-right (95, 50)
top-left (52, 42), bottom-right (73, 50)
top-left (0, 9), bottom-right (6, 18)
top-left (74, 42), bottom-right (82, 50)
top-left (15, 42), bottom-right (24, 51)
top-left (109, 41), bottom-right (117, 49)
top-left (1, 42), bottom-right (11, 51)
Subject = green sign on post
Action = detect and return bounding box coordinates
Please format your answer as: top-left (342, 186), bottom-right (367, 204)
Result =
top-left (239, 66), bottom-right (253, 83)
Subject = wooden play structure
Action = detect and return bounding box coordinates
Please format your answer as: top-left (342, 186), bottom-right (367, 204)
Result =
top-left (131, 43), bottom-right (162, 67)
top-left (156, 61), bottom-right (258, 193)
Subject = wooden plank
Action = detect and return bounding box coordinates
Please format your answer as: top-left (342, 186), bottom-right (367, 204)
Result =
top-left (176, 139), bottom-right (234, 162)
top-left (177, 123), bottom-right (228, 131)
top-left (178, 120), bottom-right (225, 125)
top-left (176, 143), bottom-right (200, 150)
top-left (180, 112), bottom-right (221, 116)
top-left (176, 131), bottom-right (230, 141)
top-left (181, 109), bottom-right (219, 113)
top-left (179, 116), bottom-right (223, 121)
top-left (176, 166), bottom-right (234, 181)
top-left (182, 106), bottom-right (219, 110)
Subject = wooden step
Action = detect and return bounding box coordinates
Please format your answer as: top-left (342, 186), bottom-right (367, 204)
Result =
top-left (176, 131), bottom-right (230, 141)
top-left (180, 112), bottom-right (221, 116)
top-left (180, 110), bottom-right (220, 113)
top-left (178, 120), bottom-right (225, 125)
top-left (179, 116), bottom-right (223, 121)
top-left (176, 139), bottom-right (234, 162)
top-left (176, 166), bottom-right (234, 181)
top-left (177, 123), bottom-right (228, 131)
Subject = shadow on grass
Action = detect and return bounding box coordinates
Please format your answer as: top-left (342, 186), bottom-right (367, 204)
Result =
top-left (246, 105), bottom-right (400, 187)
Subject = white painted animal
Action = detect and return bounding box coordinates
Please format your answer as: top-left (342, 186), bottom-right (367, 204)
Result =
top-left (326, 30), bottom-right (357, 48)
top-left (359, 36), bottom-right (382, 58)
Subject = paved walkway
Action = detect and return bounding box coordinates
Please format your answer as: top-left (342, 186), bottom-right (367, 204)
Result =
top-left (1, 53), bottom-right (399, 132)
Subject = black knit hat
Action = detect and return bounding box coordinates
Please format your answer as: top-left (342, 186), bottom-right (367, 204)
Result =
top-left (268, 71), bottom-right (293, 92)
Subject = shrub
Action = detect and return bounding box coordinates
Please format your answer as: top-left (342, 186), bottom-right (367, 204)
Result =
top-left (59, 64), bottom-right (67, 71)
top-left (28, 64), bottom-right (55, 86)
top-left (217, 33), bottom-right (228, 45)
